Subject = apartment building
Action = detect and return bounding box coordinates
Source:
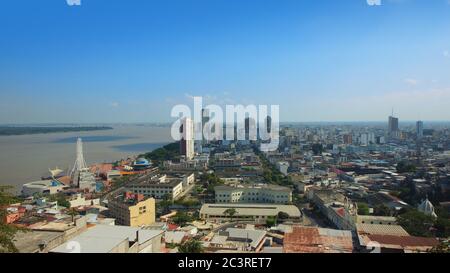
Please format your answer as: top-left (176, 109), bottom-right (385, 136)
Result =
top-left (127, 174), bottom-right (186, 200)
top-left (108, 192), bottom-right (156, 227)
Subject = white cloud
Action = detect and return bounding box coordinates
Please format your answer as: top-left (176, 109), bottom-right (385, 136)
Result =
top-left (444, 50), bottom-right (449, 58)
top-left (404, 78), bottom-right (418, 86)
top-left (109, 102), bottom-right (119, 107)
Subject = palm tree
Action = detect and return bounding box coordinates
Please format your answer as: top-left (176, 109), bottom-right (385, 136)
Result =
top-left (223, 208), bottom-right (237, 222)
top-left (68, 208), bottom-right (78, 223)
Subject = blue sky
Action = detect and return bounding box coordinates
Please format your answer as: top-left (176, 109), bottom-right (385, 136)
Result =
top-left (0, 0), bottom-right (450, 123)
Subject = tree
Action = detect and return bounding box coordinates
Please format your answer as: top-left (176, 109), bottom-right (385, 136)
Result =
top-left (277, 211), bottom-right (290, 222)
top-left (428, 241), bottom-right (450, 253)
top-left (172, 211), bottom-right (192, 227)
top-left (373, 205), bottom-right (391, 216)
top-left (67, 208), bottom-right (78, 223)
top-left (223, 208), bottom-right (237, 222)
top-left (397, 209), bottom-right (435, 237)
top-left (178, 238), bottom-right (204, 253)
top-left (141, 142), bottom-right (180, 166)
top-left (357, 203), bottom-right (370, 216)
top-left (266, 216), bottom-right (277, 227)
top-left (434, 217), bottom-right (450, 238)
top-left (0, 186), bottom-right (23, 253)
top-left (311, 144), bottom-right (323, 156)
top-left (48, 193), bottom-right (70, 208)
top-left (396, 161), bottom-right (416, 174)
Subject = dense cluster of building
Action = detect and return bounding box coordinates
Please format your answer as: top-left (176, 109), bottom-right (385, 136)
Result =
top-left (4, 114), bottom-right (450, 253)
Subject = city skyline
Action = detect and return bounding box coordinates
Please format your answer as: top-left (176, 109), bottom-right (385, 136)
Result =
top-left (1, 0), bottom-right (450, 123)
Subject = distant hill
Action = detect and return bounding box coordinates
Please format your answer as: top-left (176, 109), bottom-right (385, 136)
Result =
top-left (0, 126), bottom-right (113, 136)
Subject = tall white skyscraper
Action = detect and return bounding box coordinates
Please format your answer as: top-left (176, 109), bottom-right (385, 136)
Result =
top-left (180, 117), bottom-right (195, 160)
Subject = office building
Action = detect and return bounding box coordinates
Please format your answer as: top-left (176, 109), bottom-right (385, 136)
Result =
top-left (388, 115), bottom-right (399, 138)
top-left (343, 134), bottom-right (353, 144)
top-left (416, 120), bottom-right (424, 139)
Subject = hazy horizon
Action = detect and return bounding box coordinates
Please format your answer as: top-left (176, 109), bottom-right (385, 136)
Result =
top-left (2, 120), bottom-right (450, 126)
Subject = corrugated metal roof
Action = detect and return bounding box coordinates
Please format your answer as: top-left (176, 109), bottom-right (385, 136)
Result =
top-left (283, 226), bottom-right (353, 253)
top-left (356, 224), bottom-right (409, 236)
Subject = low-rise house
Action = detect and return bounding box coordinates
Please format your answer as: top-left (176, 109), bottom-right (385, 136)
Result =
top-left (68, 193), bottom-right (100, 208)
top-left (4, 205), bottom-right (27, 224)
top-left (164, 231), bottom-right (188, 244)
top-left (356, 223), bottom-right (410, 237)
top-left (367, 191), bottom-right (409, 211)
top-left (307, 189), bottom-right (357, 230)
top-left (207, 228), bottom-right (267, 252)
top-left (357, 234), bottom-right (439, 253)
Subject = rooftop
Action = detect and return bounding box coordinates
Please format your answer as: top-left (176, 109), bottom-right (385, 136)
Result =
top-left (356, 224), bottom-right (409, 237)
top-left (210, 228), bottom-right (267, 249)
top-left (13, 230), bottom-right (64, 253)
top-left (50, 225), bottom-right (163, 253)
top-left (215, 184), bottom-right (291, 192)
top-left (200, 203), bottom-right (301, 217)
top-left (283, 226), bottom-right (353, 253)
top-left (358, 234), bottom-right (439, 252)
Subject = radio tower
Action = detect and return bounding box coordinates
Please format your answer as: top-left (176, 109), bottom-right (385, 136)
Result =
top-left (70, 138), bottom-right (88, 179)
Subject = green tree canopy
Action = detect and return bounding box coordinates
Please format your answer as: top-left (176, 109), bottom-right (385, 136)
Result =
top-left (223, 208), bottom-right (237, 221)
top-left (277, 211), bottom-right (290, 220)
top-left (172, 211), bottom-right (192, 227)
top-left (357, 203), bottom-right (370, 216)
top-left (141, 142), bottom-right (180, 165)
top-left (397, 209), bottom-right (435, 237)
top-left (312, 143), bottom-right (323, 156)
top-left (0, 186), bottom-right (23, 253)
top-left (48, 193), bottom-right (71, 208)
top-left (396, 161), bottom-right (416, 174)
top-left (373, 205), bottom-right (391, 216)
top-left (178, 238), bottom-right (204, 253)
top-left (266, 216), bottom-right (277, 227)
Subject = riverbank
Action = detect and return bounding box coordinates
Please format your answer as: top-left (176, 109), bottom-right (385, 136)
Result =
top-left (0, 125), bottom-right (172, 193)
